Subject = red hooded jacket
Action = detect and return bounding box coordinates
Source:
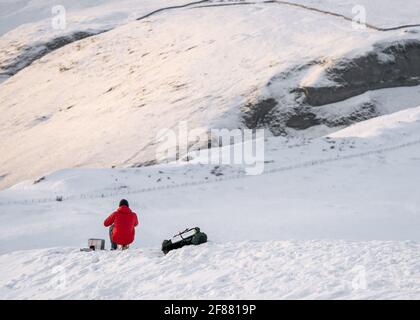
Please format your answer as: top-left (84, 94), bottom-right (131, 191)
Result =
top-left (104, 206), bottom-right (139, 245)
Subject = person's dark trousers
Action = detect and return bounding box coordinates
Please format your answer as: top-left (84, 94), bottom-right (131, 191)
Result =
top-left (109, 225), bottom-right (117, 250)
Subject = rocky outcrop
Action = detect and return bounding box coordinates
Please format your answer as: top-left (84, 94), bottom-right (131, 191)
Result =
top-left (242, 39), bottom-right (420, 135)
top-left (286, 112), bottom-right (320, 130)
top-left (242, 98), bottom-right (278, 129)
top-left (302, 40), bottom-right (420, 106)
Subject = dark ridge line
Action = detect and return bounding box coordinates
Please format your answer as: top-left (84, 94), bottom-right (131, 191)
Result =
top-left (188, 0), bottom-right (420, 32)
top-left (272, 0), bottom-right (420, 32)
top-left (189, 1), bottom-right (377, 31)
top-left (188, 1), bottom-right (258, 9)
top-left (271, 0), bottom-right (379, 31)
top-left (136, 0), bottom-right (211, 21)
top-left (134, 0), bottom-right (378, 30)
top-left (382, 24), bottom-right (420, 32)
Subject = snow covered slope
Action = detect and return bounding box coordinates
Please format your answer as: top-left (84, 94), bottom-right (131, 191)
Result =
top-left (1, 0), bottom-right (420, 190)
top-left (1, 241), bottom-right (419, 299)
top-left (0, 105), bottom-right (419, 244)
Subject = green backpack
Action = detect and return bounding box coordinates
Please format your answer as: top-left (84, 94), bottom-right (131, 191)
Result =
top-left (162, 227), bottom-right (208, 254)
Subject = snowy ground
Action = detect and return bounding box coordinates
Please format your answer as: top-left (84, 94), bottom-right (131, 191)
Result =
top-left (1, 241), bottom-right (419, 299)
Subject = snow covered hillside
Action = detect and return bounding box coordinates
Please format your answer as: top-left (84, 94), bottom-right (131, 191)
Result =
top-left (0, 0), bottom-right (420, 300)
top-left (2, 104), bottom-right (420, 251)
top-left (1, 0), bottom-right (420, 189)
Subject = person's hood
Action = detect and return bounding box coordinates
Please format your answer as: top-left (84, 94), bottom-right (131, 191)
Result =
top-left (118, 205), bottom-right (132, 214)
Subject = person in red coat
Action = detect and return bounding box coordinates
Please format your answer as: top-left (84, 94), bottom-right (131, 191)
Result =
top-left (104, 199), bottom-right (138, 250)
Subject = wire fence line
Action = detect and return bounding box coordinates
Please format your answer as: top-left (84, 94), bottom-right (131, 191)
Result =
top-left (1, 137), bottom-right (419, 206)
top-left (191, 0), bottom-right (383, 30)
top-left (137, 0), bottom-right (420, 32)
top-left (136, 0), bottom-right (210, 21)
top-left (270, 1), bottom-right (420, 32)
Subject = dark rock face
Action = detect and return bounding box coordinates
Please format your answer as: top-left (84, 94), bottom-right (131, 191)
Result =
top-left (286, 112), bottom-right (321, 130)
top-left (0, 30), bottom-right (104, 78)
top-left (302, 40), bottom-right (420, 106)
top-left (323, 103), bottom-right (378, 127)
top-left (242, 39), bottom-right (420, 135)
top-left (242, 98), bottom-right (278, 129)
